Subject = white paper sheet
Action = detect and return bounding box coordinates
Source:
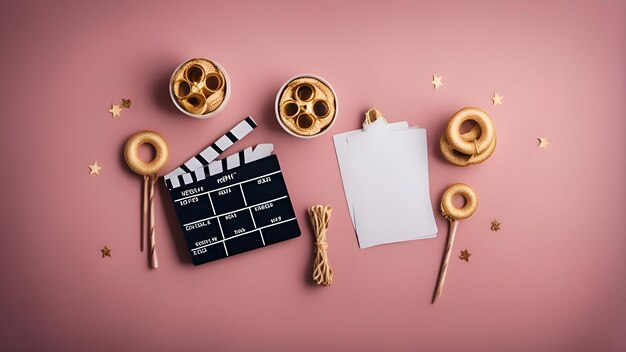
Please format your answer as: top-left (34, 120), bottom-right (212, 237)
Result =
top-left (333, 120), bottom-right (409, 226)
top-left (333, 119), bottom-right (438, 249)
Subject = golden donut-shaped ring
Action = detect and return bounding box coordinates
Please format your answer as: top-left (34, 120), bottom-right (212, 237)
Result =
top-left (440, 183), bottom-right (478, 221)
top-left (446, 107), bottom-right (495, 156)
top-left (440, 124), bottom-right (497, 167)
top-left (124, 131), bottom-right (169, 176)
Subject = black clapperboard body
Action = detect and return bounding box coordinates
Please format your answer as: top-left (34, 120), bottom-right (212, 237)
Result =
top-left (164, 117), bottom-right (301, 265)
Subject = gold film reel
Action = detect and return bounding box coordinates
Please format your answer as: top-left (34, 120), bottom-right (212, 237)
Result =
top-left (171, 58), bottom-right (227, 116)
top-left (277, 76), bottom-right (337, 137)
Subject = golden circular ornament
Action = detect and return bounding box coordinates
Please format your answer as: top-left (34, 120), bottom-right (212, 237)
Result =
top-left (440, 183), bottom-right (478, 221)
top-left (440, 107), bottom-right (496, 166)
top-left (440, 124), bottom-right (497, 167)
top-left (124, 131), bottom-right (169, 176)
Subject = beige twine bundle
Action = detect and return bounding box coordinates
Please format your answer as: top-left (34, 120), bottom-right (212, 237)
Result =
top-left (308, 205), bottom-right (333, 286)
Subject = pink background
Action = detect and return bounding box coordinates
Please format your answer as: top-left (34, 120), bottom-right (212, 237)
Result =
top-left (1, 0), bottom-right (625, 351)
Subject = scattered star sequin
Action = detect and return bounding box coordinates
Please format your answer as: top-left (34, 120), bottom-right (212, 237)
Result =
top-left (431, 75), bottom-right (443, 90)
top-left (538, 137), bottom-right (550, 149)
top-left (459, 249), bottom-right (472, 262)
top-left (491, 92), bottom-right (503, 106)
top-left (101, 246), bottom-right (112, 258)
top-left (108, 104), bottom-right (123, 118)
top-left (491, 219), bottom-right (501, 232)
top-left (89, 161), bottom-right (102, 175)
top-left (121, 98), bottom-right (132, 109)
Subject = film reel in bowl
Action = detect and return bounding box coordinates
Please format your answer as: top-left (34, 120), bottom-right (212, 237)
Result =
top-left (169, 58), bottom-right (231, 119)
top-left (275, 74), bottom-right (338, 138)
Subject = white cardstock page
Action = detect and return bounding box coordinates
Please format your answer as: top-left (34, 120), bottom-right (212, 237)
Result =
top-left (333, 119), bottom-right (438, 249)
top-left (333, 120), bottom-right (409, 227)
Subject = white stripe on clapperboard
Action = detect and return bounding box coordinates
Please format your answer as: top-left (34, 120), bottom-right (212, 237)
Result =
top-left (164, 116), bottom-right (257, 185)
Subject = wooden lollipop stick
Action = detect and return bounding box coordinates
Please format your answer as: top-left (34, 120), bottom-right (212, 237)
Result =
top-left (149, 175), bottom-right (158, 268)
top-left (432, 219), bottom-right (459, 303)
top-left (141, 175), bottom-right (148, 252)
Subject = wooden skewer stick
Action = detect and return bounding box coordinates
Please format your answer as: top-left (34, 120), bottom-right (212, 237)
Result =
top-left (141, 175), bottom-right (148, 252)
top-left (149, 175), bottom-right (158, 268)
top-left (432, 219), bottom-right (459, 303)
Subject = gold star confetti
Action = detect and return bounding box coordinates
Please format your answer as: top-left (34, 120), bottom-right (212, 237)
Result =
top-left (101, 246), bottom-right (112, 258)
top-left (121, 98), bottom-right (132, 109)
top-left (108, 104), bottom-right (123, 118)
top-left (431, 74), bottom-right (443, 90)
top-left (491, 219), bottom-right (501, 232)
top-left (538, 137), bottom-right (550, 149)
top-left (459, 249), bottom-right (472, 262)
top-left (89, 161), bottom-right (102, 175)
top-left (491, 92), bottom-right (503, 106)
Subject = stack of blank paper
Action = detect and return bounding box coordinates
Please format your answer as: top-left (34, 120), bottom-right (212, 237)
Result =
top-left (333, 118), bottom-right (438, 248)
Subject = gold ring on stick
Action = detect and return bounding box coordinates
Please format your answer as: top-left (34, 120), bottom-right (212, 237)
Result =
top-left (433, 183), bottom-right (478, 303)
top-left (123, 130), bottom-right (169, 269)
top-left (124, 131), bottom-right (169, 176)
top-left (440, 183), bottom-right (478, 221)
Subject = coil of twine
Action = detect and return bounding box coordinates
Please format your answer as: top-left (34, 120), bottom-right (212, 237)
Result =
top-left (124, 131), bottom-right (169, 269)
top-left (440, 107), bottom-right (497, 167)
top-left (308, 205), bottom-right (333, 286)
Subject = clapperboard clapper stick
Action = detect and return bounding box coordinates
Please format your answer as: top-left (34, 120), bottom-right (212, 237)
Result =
top-left (164, 116), bottom-right (301, 265)
top-left (124, 131), bottom-right (170, 269)
top-left (433, 183), bottom-right (478, 303)
top-left (164, 117), bottom-right (258, 185)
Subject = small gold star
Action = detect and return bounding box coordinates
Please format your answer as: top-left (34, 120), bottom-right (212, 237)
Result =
top-left (431, 75), bottom-right (443, 90)
top-left (459, 249), bottom-right (472, 262)
top-left (491, 219), bottom-right (501, 232)
top-left (491, 92), bottom-right (503, 106)
top-left (89, 161), bottom-right (102, 175)
top-left (108, 104), bottom-right (123, 118)
top-left (538, 137), bottom-right (550, 149)
top-left (121, 98), bottom-right (132, 109)
top-left (101, 246), bottom-right (112, 258)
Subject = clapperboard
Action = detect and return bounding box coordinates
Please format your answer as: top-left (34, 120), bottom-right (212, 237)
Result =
top-left (164, 117), bottom-right (301, 265)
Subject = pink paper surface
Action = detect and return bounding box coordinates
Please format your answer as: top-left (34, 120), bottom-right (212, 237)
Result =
top-left (0, 1), bottom-right (624, 351)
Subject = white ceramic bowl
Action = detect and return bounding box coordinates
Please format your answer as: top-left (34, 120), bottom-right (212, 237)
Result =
top-left (169, 58), bottom-right (231, 119)
top-left (274, 74), bottom-right (338, 138)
